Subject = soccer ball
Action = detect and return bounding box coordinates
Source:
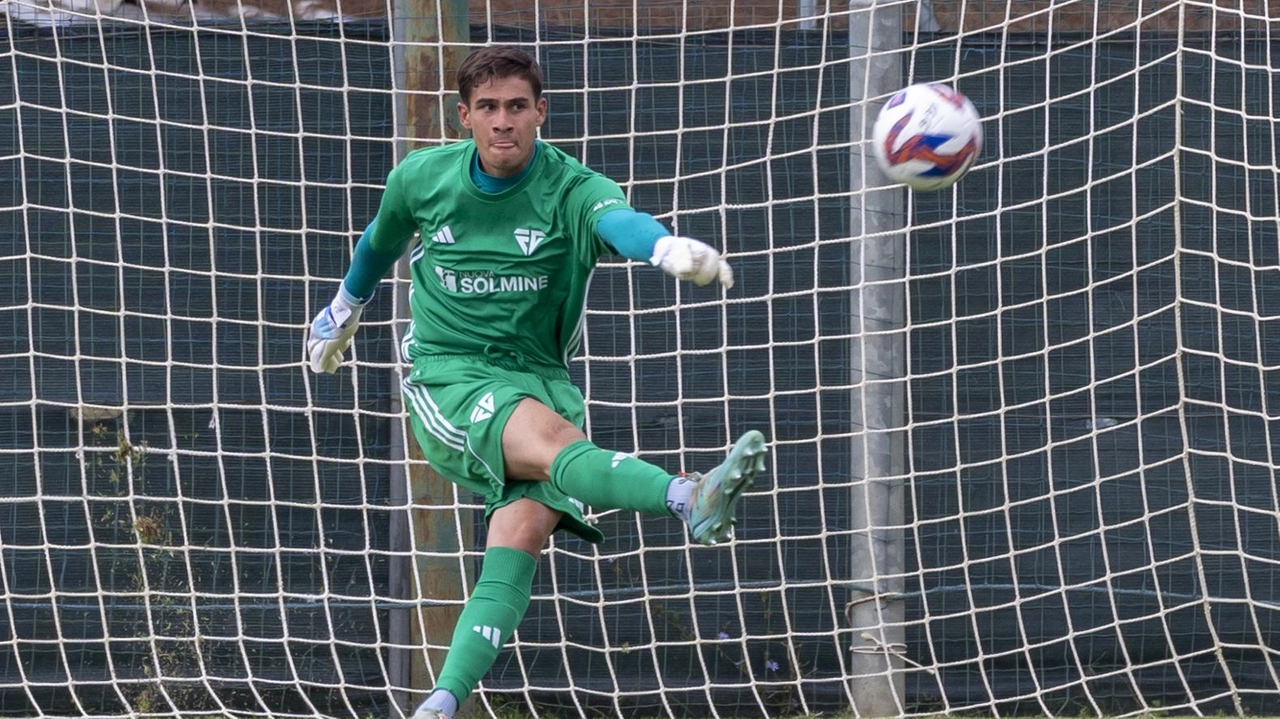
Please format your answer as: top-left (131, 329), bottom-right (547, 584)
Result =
top-left (872, 83), bottom-right (983, 191)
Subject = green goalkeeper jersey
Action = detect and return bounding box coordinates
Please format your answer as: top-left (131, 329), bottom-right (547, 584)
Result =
top-left (368, 140), bottom-right (631, 373)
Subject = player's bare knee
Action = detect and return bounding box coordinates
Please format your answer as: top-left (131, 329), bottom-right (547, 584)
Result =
top-left (488, 499), bottom-right (559, 553)
top-left (488, 525), bottom-right (550, 556)
top-left (547, 421), bottom-right (586, 450)
top-left (503, 400), bottom-right (586, 480)
top-left (523, 424), bottom-right (583, 480)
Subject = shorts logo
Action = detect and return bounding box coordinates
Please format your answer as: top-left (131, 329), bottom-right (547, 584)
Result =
top-left (514, 228), bottom-right (546, 256)
top-left (470, 391), bottom-right (495, 423)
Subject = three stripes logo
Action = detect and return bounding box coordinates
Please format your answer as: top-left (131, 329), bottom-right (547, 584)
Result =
top-left (472, 625), bottom-right (501, 649)
top-left (430, 225), bottom-right (456, 244)
top-left (514, 228), bottom-right (546, 256)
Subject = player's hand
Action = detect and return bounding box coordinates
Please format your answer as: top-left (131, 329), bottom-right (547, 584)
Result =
top-left (306, 289), bottom-right (367, 374)
top-left (650, 236), bottom-right (734, 289)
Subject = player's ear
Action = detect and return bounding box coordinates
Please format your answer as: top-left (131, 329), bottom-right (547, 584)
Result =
top-left (535, 96), bottom-right (547, 126)
top-left (457, 101), bottom-right (472, 129)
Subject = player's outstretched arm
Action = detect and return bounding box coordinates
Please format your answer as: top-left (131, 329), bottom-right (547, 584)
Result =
top-left (596, 210), bottom-right (734, 289)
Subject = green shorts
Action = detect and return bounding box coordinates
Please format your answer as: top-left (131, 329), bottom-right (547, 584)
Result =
top-left (401, 354), bottom-right (605, 544)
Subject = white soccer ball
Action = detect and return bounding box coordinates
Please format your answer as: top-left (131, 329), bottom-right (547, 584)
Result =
top-left (872, 83), bottom-right (983, 191)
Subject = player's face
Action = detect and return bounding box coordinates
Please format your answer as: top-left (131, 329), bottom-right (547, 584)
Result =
top-left (458, 75), bottom-right (546, 178)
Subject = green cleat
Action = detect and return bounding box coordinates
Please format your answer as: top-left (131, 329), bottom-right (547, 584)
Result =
top-left (686, 430), bottom-right (768, 545)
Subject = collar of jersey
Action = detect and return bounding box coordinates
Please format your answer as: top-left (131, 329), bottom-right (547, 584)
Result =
top-left (466, 140), bottom-right (541, 198)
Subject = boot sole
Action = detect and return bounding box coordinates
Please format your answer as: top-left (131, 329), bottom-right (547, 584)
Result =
top-left (691, 430), bottom-right (767, 545)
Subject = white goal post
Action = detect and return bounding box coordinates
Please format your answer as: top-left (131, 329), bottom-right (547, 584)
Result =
top-left (1, 1), bottom-right (1278, 718)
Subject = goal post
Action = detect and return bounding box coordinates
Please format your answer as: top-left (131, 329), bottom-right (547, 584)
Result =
top-left (847, 0), bottom-right (906, 716)
top-left (2, 1), bottom-right (1280, 718)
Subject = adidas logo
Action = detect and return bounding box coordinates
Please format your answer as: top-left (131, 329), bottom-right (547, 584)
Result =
top-left (472, 625), bottom-right (501, 649)
top-left (430, 225), bottom-right (456, 244)
top-left (610, 452), bottom-right (627, 468)
top-left (470, 392), bottom-right (495, 423)
top-left (514, 228), bottom-right (546, 256)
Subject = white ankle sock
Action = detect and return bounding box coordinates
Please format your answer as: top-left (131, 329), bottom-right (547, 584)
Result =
top-left (665, 475), bottom-right (696, 523)
top-left (419, 689), bottom-right (458, 717)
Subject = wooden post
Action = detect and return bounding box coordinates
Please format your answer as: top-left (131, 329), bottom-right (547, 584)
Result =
top-left (400, 0), bottom-right (470, 149)
top-left (388, 0), bottom-right (472, 715)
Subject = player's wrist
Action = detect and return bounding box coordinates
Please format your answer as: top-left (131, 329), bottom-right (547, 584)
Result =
top-left (313, 285), bottom-right (368, 339)
top-left (649, 235), bottom-right (679, 267)
top-left (336, 283), bottom-right (371, 309)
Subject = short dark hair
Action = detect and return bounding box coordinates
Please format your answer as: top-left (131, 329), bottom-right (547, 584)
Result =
top-left (457, 46), bottom-right (543, 105)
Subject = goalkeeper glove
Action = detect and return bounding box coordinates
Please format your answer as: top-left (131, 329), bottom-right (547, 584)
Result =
top-left (650, 235), bottom-right (734, 289)
top-left (306, 287), bottom-right (368, 374)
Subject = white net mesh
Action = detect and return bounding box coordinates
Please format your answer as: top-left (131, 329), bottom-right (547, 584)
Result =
top-left (1, 1), bottom-right (1278, 717)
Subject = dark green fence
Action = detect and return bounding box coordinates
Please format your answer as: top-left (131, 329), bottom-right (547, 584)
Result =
top-left (1, 18), bottom-right (1276, 718)
top-left (0, 20), bottom-right (399, 716)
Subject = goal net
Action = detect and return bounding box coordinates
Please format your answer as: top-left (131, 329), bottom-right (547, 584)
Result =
top-left (1, 0), bottom-right (1278, 717)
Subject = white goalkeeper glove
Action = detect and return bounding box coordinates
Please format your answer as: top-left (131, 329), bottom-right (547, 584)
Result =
top-left (650, 235), bottom-right (734, 289)
top-left (306, 288), bottom-right (367, 374)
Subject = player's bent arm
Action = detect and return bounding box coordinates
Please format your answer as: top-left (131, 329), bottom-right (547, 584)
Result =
top-left (306, 219), bottom-right (411, 374)
top-left (343, 220), bottom-right (411, 302)
top-left (596, 210), bottom-right (734, 289)
top-left (307, 167), bottom-right (418, 374)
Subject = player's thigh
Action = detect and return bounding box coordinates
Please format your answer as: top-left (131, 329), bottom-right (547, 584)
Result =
top-left (403, 360), bottom-right (583, 487)
top-left (401, 379), bottom-right (494, 497)
top-left (401, 366), bottom-right (535, 497)
top-left (501, 397), bottom-right (586, 482)
top-left (486, 497), bottom-right (561, 554)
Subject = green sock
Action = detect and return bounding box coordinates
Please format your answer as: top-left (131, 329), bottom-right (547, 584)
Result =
top-left (433, 546), bottom-right (537, 705)
top-left (550, 440), bottom-right (673, 516)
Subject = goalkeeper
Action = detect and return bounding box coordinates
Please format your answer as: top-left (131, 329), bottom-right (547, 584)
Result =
top-left (305, 46), bottom-right (766, 719)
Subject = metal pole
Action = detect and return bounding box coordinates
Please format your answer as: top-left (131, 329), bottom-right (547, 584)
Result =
top-left (389, 1), bottom-right (472, 715)
top-left (386, 19), bottom-right (412, 712)
top-left (799, 0), bottom-right (818, 30)
top-left (848, 0), bottom-right (906, 716)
